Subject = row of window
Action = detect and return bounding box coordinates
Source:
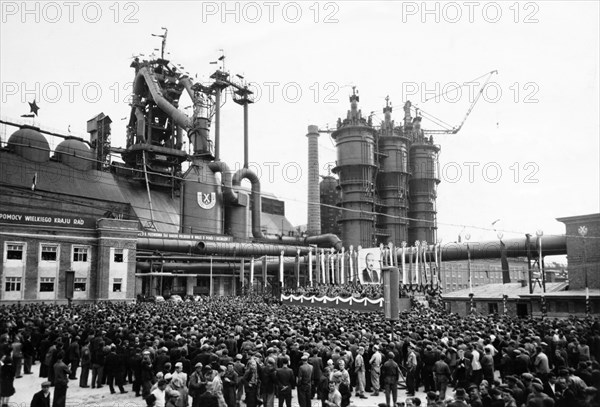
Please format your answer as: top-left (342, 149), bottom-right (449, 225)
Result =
top-left (6, 243), bottom-right (125, 263)
top-left (5, 277), bottom-right (123, 293)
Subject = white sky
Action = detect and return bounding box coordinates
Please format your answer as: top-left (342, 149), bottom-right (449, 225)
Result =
top-left (1, 1), bottom-right (598, 249)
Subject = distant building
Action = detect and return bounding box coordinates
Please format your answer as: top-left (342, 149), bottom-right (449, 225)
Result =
top-left (442, 213), bottom-right (600, 317)
top-left (440, 259), bottom-right (529, 293)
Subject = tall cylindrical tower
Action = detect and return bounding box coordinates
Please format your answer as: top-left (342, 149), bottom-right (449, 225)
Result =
top-left (332, 88), bottom-right (377, 248)
top-left (377, 99), bottom-right (411, 245)
top-left (408, 117), bottom-right (440, 243)
top-left (306, 125), bottom-right (321, 235)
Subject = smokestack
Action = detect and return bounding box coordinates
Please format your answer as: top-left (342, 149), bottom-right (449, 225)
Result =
top-left (307, 125), bottom-right (321, 235)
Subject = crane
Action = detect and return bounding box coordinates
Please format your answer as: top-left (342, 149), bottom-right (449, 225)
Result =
top-left (413, 70), bottom-right (498, 135)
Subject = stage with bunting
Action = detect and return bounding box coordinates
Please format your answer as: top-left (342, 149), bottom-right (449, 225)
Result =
top-left (280, 293), bottom-right (412, 313)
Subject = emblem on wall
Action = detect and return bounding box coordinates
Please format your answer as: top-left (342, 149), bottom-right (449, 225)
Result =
top-left (197, 192), bottom-right (216, 209)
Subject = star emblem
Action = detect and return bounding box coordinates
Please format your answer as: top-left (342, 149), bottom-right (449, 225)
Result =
top-left (29, 100), bottom-right (40, 116)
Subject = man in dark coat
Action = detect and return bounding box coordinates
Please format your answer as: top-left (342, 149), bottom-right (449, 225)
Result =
top-left (105, 345), bottom-right (127, 394)
top-left (297, 355), bottom-right (313, 407)
top-left (275, 356), bottom-right (295, 407)
top-left (381, 352), bottom-right (401, 407)
top-left (67, 336), bottom-right (80, 380)
top-left (53, 351), bottom-right (70, 407)
top-left (30, 381), bottom-right (52, 407)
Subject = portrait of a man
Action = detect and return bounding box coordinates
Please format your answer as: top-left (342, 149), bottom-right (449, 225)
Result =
top-left (358, 249), bottom-right (381, 284)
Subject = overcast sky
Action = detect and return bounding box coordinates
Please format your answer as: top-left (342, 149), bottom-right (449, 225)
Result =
top-left (1, 1), bottom-right (598, 249)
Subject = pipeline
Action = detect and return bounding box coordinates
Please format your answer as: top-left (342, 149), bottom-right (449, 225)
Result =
top-left (137, 262), bottom-right (239, 272)
top-left (259, 234), bottom-right (343, 252)
top-left (396, 235), bottom-right (567, 262)
top-left (208, 161), bottom-right (265, 239)
top-left (134, 67), bottom-right (191, 129)
top-left (197, 241), bottom-right (312, 257)
top-left (232, 168), bottom-right (264, 239)
top-left (136, 259), bottom-right (301, 272)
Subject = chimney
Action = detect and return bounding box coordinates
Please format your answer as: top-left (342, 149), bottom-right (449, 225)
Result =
top-left (306, 125), bottom-right (321, 235)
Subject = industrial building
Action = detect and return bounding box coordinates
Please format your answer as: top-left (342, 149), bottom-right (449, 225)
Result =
top-left (309, 92), bottom-right (440, 249)
top-left (0, 35), bottom-right (342, 303)
top-left (442, 214), bottom-right (600, 317)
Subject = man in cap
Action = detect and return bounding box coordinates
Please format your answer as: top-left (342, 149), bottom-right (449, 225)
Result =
top-left (354, 346), bottom-right (368, 399)
top-left (370, 345), bottom-right (382, 396)
top-left (297, 354), bottom-right (313, 407)
top-left (381, 351), bottom-right (402, 407)
top-left (30, 381), bottom-right (52, 407)
top-left (406, 344), bottom-right (418, 397)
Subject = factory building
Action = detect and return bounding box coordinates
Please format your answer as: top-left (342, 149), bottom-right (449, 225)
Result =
top-left (0, 43), bottom-right (342, 303)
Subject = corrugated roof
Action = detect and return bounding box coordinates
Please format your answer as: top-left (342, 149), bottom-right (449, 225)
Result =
top-left (442, 281), bottom-right (569, 300)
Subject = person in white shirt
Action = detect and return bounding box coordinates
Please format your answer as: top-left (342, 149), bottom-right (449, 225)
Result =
top-left (470, 344), bottom-right (483, 385)
top-left (149, 379), bottom-right (168, 407)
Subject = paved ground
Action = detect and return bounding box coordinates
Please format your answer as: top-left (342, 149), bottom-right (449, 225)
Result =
top-left (9, 363), bottom-right (429, 407)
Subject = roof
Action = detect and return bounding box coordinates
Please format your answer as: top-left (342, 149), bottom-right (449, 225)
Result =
top-left (114, 176), bottom-right (180, 233)
top-left (442, 281), bottom-right (569, 300)
top-left (556, 213), bottom-right (600, 223)
top-left (0, 150), bottom-right (128, 204)
top-left (520, 289), bottom-right (600, 299)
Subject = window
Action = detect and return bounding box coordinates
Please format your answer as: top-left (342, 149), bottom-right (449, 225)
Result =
top-left (40, 277), bottom-right (55, 292)
top-left (113, 248), bottom-right (124, 263)
top-left (488, 302), bottom-right (499, 314)
top-left (5, 277), bottom-right (21, 292)
top-left (6, 244), bottom-right (24, 260)
top-left (41, 245), bottom-right (58, 261)
top-left (112, 278), bottom-right (122, 292)
top-left (73, 246), bottom-right (88, 262)
top-left (74, 278), bottom-right (86, 292)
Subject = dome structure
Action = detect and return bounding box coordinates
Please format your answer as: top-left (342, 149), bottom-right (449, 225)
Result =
top-left (7, 126), bottom-right (50, 162)
top-left (54, 138), bottom-right (94, 170)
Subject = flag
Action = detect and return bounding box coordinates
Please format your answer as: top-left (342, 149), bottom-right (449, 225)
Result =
top-left (31, 172), bottom-right (37, 190)
top-left (500, 239), bottom-right (511, 283)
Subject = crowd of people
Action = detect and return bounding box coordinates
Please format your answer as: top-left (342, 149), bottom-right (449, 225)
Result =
top-left (0, 295), bottom-right (599, 407)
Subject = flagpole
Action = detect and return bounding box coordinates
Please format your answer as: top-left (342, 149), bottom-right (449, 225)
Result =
top-left (414, 241), bottom-right (420, 285)
top-left (308, 248), bottom-right (313, 287)
top-left (401, 242), bottom-right (407, 285)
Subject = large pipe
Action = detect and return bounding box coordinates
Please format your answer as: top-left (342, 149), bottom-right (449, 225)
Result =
top-left (134, 67), bottom-right (191, 129)
top-left (207, 161), bottom-right (238, 203)
top-left (260, 233), bottom-right (343, 252)
top-left (214, 87), bottom-right (222, 160)
top-left (197, 241), bottom-right (312, 257)
top-left (137, 237), bottom-right (314, 257)
top-left (137, 262), bottom-right (238, 272)
top-left (208, 162), bottom-right (264, 239)
top-left (137, 260), bottom-right (301, 272)
top-left (233, 168), bottom-right (264, 239)
top-left (397, 235), bottom-right (567, 262)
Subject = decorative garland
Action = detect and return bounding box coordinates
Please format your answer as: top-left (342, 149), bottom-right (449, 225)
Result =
top-left (281, 294), bottom-right (384, 307)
